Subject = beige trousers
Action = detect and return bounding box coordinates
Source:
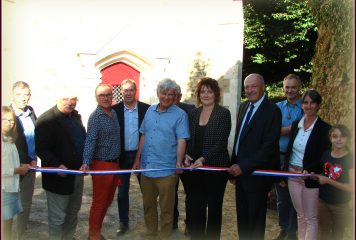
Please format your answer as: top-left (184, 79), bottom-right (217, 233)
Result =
top-left (141, 174), bottom-right (178, 239)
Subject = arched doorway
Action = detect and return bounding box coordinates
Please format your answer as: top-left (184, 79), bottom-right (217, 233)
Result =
top-left (101, 62), bottom-right (140, 104)
top-left (96, 50), bottom-right (153, 104)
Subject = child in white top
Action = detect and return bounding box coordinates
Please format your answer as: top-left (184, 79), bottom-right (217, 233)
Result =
top-left (2, 106), bottom-right (30, 240)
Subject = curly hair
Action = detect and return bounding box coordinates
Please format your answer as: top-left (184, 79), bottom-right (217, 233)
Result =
top-left (195, 77), bottom-right (221, 105)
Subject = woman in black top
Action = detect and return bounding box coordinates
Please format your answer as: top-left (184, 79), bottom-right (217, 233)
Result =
top-left (184, 77), bottom-right (231, 239)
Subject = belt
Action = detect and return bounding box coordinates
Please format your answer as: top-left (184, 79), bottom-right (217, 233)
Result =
top-left (289, 164), bottom-right (303, 172)
top-left (125, 150), bottom-right (137, 153)
top-left (102, 158), bottom-right (119, 163)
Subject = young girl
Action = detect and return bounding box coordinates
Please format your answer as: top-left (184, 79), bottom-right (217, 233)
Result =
top-left (312, 124), bottom-right (354, 240)
top-left (2, 106), bottom-right (30, 240)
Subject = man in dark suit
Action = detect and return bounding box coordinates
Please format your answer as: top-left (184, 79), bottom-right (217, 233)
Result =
top-left (228, 73), bottom-right (281, 240)
top-left (174, 85), bottom-right (195, 232)
top-left (112, 79), bottom-right (150, 235)
top-left (35, 88), bottom-right (86, 240)
top-left (10, 81), bottom-right (37, 239)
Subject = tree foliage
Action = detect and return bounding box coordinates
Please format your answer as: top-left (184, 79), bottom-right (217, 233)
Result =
top-left (243, 0), bottom-right (317, 84)
top-left (308, 0), bottom-right (354, 130)
top-left (186, 52), bottom-right (209, 104)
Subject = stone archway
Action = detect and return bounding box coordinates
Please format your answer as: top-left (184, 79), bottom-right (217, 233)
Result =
top-left (95, 50), bottom-right (154, 103)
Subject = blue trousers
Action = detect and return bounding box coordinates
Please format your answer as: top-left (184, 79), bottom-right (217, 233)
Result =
top-left (275, 154), bottom-right (297, 233)
top-left (117, 151), bottom-right (140, 225)
top-left (275, 183), bottom-right (297, 232)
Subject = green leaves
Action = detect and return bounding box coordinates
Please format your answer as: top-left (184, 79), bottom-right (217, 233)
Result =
top-left (243, 0), bottom-right (317, 83)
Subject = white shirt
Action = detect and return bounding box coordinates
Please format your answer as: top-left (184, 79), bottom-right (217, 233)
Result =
top-left (2, 136), bottom-right (21, 192)
top-left (289, 116), bottom-right (318, 167)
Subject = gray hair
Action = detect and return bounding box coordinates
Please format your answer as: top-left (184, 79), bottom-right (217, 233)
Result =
top-left (56, 85), bottom-right (79, 100)
top-left (157, 78), bottom-right (179, 95)
top-left (245, 73), bottom-right (265, 86)
top-left (121, 78), bottom-right (137, 90)
top-left (12, 81), bottom-right (31, 92)
top-left (283, 74), bottom-right (302, 85)
top-left (176, 84), bottom-right (182, 96)
top-left (95, 83), bottom-right (112, 96)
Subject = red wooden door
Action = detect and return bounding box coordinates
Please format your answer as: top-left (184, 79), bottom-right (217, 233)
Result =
top-left (101, 62), bottom-right (140, 104)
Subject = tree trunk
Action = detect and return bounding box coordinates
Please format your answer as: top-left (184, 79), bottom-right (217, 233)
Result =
top-left (308, 0), bottom-right (354, 132)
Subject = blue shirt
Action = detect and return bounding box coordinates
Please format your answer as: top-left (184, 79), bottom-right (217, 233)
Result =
top-left (276, 99), bottom-right (303, 153)
top-left (62, 114), bottom-right (86, 160)
top-left (15, 107), bottom-right (36, 160)
top-left (124, 103), bottom-right (139, 151)
top-left (139, 104), bottom-right (190, 178)
top-left (83, 106), bottom-right (121, 165)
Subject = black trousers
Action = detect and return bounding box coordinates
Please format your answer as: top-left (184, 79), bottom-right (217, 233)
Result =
top-left (188, 171), bottom-right (228, 240)
top-left (235, 176), bottom-right (272, 240)
top-left (179, 170), bottom-right (195, 227)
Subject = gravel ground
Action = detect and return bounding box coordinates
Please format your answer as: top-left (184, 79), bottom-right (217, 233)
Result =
top-left (13, 174), bottom-right (288, 240)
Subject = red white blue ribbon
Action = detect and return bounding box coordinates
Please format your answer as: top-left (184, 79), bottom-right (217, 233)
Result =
top-left (30, 167), bottom-right (310, 177)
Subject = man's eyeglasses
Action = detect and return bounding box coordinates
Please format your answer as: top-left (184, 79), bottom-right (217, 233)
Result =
top-left (98, 93), bottom-right (112, 98)
top-left (2, 119), bottom-right (15, 124)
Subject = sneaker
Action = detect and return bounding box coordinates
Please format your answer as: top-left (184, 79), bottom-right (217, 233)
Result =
top-left (272, 230), bottom-right (287, 240)
top-left (116, 224), bottom-right (129, 235)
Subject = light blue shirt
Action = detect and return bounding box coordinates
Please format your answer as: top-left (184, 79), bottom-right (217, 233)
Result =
top-left (276, 99), bottom-right (303, 153)
top-left (15, 107), bottom-right (36, 160)
top-left (235, 95), bottom-right (265, 155)
top-left (124, 103), bottom-right (139, 151)
top-left (139, 104), bottom-right (190, 178)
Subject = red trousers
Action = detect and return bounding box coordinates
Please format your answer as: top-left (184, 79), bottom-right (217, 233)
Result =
top-left (88, 160), bottom-right (121, 240)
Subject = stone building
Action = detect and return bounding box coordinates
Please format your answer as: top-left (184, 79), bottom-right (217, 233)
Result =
top-left (2, 0), bottom-right (243, 152)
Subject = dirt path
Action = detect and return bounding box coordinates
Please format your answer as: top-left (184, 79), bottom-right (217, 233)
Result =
top-left (16, 174), bottom-right (280, 240)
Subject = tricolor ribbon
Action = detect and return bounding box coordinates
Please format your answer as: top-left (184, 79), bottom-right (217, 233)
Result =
top-left (30, 167), bottom-right (310, 177)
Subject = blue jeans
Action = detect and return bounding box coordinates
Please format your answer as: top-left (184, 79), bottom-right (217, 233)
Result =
top-left (117, 151), bottom-right (140, 225)
top-left (275, 154), bottom-right (297, 233)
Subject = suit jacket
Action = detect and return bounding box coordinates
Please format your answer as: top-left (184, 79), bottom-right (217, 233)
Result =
top-left (112, 101), bottom-right (150, 164)
top-left (283, 117), bottom-right (331, 187)
top-left (178, 102), bottom-right (195, 114)
top-left (187, 104), bottom-right (231, 167)
top-left (231, 97), bottom-right (281, 182)
top-left (11, 105), bottom-right (37, 164)
top-left (35, 106), bottom-right (86, 195)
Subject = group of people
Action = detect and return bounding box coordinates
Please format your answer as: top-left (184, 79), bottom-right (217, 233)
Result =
top-left (271, 74), bottom-right (353, 240)
top-left (1, 73), bottom-right (353, 240)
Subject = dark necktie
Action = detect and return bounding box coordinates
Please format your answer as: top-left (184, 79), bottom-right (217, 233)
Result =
top-left (240, 104), bottom-right (254, 137)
